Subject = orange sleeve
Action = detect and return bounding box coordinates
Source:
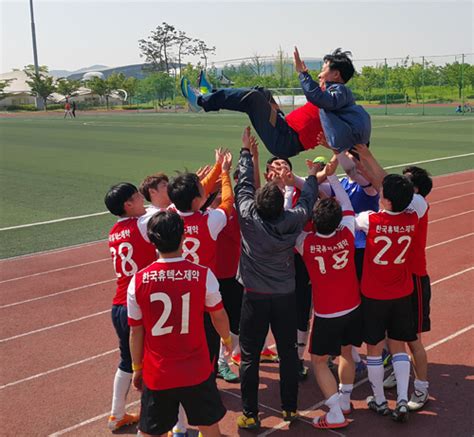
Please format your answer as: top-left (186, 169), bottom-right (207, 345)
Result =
top-left (218, 171), bottom-right (234, 217)
top-left (201, 163), bottom-right (222, 196)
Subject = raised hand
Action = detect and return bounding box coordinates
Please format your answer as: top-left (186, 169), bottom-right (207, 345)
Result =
top-left (305, 159), bottom-right (318, 177)
top-left (294, 46), bottom-right (308, 74)
top-left (324, 154), bottom-right (339, 176)
top-left (196, 165), bottom-right (212, 180)
top-left (222, 151), bottom-right (233, 172)
top-left (241, 126), bottom-right (252, 150)
top-left (215, 147), bottom-right (228, 165)
top-left (249, 134), bottom-right (259, 157)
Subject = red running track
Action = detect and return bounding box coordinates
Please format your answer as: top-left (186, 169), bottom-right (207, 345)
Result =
top-left (0, 170), bottom-right (473, 436)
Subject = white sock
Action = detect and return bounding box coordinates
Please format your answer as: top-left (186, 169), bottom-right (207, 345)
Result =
top-left (325, 393), bottom-right (345, 424)
top-left (218, 342), bottom-right (228, 366)
top-left (392, 353), bottom-right (411, 403)
top-left (111, 369), bottom-right (132, 418)
top-left (414, 378), bottom-right (429, 394)
top-left (231, 332), bottom-right (240, 355)
top-left (351, 347), bottom-right (361, 363)
top-left (172, 404), bottom-right (188, 433)
top-left (338, 383), bottom-right (353, 412)
top-left (367, 356), bottom-right (386, 405)
top-left (297, 330), bottom-right (309, 360)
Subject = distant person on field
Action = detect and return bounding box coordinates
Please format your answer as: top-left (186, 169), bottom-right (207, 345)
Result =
top-left (64, 99), bottom-right (73, 119)
top-left (104, 183), bottom-right (157, 431)
top-left (71, 101), bottom-right (77, 118)
top-left (455, 105), bottom-right (462, 113)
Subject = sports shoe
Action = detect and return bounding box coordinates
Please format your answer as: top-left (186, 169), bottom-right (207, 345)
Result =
top-left (383, 371), bottom-right (397, 389)
top-left (107, 412), bottom-right (139, 431)
top-left (260, 348), bottom-right (279, 363)
top-left (231, 353), bottom-right (241, 366)
top-left (366, 396), bottom-right (391, 416)
top-left (407, 390), bottom-right (429, 411)
top-left (217, 362), bottom-right (240, 383)
top-left (237, 414), bottom-right (260, 429)
top-left (355, 360), bottom-right (367, 378)
top-left (180, 77), bottom-right (202, 112)
top-left (392, 399), bottom-right (409, 422)
top-left (172, 431), bottom-right (188, 437)
top-left (198, 70), bottom-right (213, 94)
top-left (382, 348), bottom-right (392, 367)
top-left (282, 410), bottom-right (299, 422)
top-left (298, 359), bottom-right (309, 381)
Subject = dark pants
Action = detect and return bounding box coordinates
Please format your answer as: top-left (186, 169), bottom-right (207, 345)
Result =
top-left (354, 248), bottom-right (365, 282)
top-left (239, 291), bottom-right (298, 416)
top-left (218, 277), bottom-right (243, 335)
top-left (199, 87), bottom-right (303, 158)
top-left (204, 313), bottom-right (220, 374)
top-left (111, 305), bottom-right (132, 373)
top-left (295, 253), bottom-right (312, 332)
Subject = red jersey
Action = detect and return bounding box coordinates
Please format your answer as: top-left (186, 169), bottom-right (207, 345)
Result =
top-left (297, 213), bottom-right (360, 316)
top-left (291, 187), bottom-right (313, 232)
top-left (174, 208), bottom-right (227, 273)
top-left (215, 207), bottom-right (241, 279)
top-left (285, 103), bottom-right (323, 151)
top-left (108, 217), bottom-right (157, 306)
top-left (356, 195), bottom-right (428, 299)
top-left (127, 258), bottom-right (223, 390)
top-left (407, 205), bottom-right (429, 276)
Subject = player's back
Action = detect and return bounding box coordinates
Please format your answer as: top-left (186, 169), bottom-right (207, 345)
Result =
top-left (362, 210), bottom-right (418, 300)
top-left (132, 258), bottom-right (212, 390)
top-left (108, 218), bottom-right (157, 305)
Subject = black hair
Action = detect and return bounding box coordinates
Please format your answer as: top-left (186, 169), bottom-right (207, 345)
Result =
top-left (382, 174), bottom-right (414, 212)
top-left (167, 173), bottom-right (201, 212)
top-left (402, 166), bottom-right (433, 198)
top-left (312, 198), bottom-right (343, 235)
top-left (323, 48), bottom-right (355, 83)
top-left (255, 181), bottom-right (284, 220)
top-left (139, 173), bottom-right (169, 202)
top-left (147, 210), bottom-right (184, 253)
top-left (266, 156), bottom-right (293, 171)
top-left (104, 182), bottom-right (138, 216)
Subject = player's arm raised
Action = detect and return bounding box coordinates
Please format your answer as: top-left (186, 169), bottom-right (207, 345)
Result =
top-left (217, 150), bottom-right (235, 217)
top-left (235, 127), bottom-right (257, 219)
top-left (352, 144), bottom-right (386, 192)
top-left (201, 148), bottom-right (225, 196)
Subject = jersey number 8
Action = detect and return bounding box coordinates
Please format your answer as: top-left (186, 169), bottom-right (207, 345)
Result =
top-left (110, 242), bottom-right (138, 278)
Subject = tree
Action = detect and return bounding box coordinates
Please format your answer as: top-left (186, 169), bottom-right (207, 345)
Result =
top-left (405, 61), bottom-right (424, 103)
top-left (122, 77), bottom-right (139, 105)
top-left (176, 30), bottom-right (195, 77)
top-left (86, 77), bottom-right (112, 109)
top-left (250, 53), bottom-right (265, 77)
top-left (442, 62), bottom-right (474, 99)
top-left (0, 79), bottom-right (13, 101)
top-left (274, 47), bottom-right (290, 87)
top-left (138, 73), bottom-right (175, 109)
top-left (24, 66), bottom-right (56, 110)
top-left (139, 22), bottom-right (178, 73)
top-left (56, 78), bottom-right (81, 97)
top-left (195, 39), bottom-right (215, 69)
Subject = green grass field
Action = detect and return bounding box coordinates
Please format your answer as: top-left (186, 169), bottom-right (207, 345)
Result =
top-left (0, 111), bottom-right (473, 259)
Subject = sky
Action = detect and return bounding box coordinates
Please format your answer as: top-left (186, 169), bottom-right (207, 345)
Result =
top-left (1, 0), bottom-right (473, 73)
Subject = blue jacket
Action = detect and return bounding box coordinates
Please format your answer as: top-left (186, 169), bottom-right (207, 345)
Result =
top-left (299, 72), bottom-right (371, 152)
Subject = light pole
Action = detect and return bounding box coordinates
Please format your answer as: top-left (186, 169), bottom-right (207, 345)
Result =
top-left (29, 0), bottom-right (43, 109)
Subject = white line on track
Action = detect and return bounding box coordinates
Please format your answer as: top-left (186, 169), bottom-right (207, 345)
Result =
top-left (258, 322), bottom-right (474, 437)
top-left (0, 279), bottom-right (115, 309)
top-left (0, 349), bottom-right (118, 390)
top-left (426, 233), bottom-right (474, 250)
top-left (430, 267), bottom-right (473, 285)
top-left (433, 180), bottom-right (472, 190)
top-left (0, 310), bottom-right (109, 343)
top-left (428, 210), bottom-right (474, 224)
top-left (0, 259), bottom-right (109, 284)
top-left (1, 160), bottom-right (472, 234)
top-left (430, 192), bottom-right (474, 205)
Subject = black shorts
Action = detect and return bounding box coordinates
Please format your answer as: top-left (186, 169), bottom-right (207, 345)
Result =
top-left (139, 373), bottom-right (226, 435)
top-left (354, 248), bottom-right (365, 282)
top-left (309, 306), bottom-right (363, 356)
top-left (362, 295), bottom-right (417, 345)
top-left (411, 274), bottom-right (431, 333)
top-left (111, 305), bottom-right (132, 373)
top-left (218, 277), bottom-right (243, 335)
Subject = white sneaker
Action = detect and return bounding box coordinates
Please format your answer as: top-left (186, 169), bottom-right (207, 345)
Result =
top-left (407, 390), bottom-right (429, 411)
top-left (383, 371), bottom-right (397, 389)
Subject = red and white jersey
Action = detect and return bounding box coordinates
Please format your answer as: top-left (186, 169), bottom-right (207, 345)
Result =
top-left (356, 194), bottom-right (428, 300)
top-left (127, 257), bottom-right (223, 390)
top-left (108, 215), bottom-right (157, 306)
top-left (407, 204), bottom-right (429, 276)
top-left (170, 207), bottom-right (227, 273)
top-left (296, 212), bottom-right (360, 317)
top-left (215, 206), bottom-right (241, 279)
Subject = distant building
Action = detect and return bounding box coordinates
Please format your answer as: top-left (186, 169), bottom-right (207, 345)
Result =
top-left (0, 70), bottom-right (37, 107)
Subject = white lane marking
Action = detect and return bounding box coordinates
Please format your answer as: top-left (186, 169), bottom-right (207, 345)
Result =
top-left (0, 349), bottom-right (118, 390)
top-left (0, 310), bottom-right (109, 343)
top-left (0, 259), bottom-right (109, 284)
top-left (430, 192), bottom-right (474, 205)
top-left (426, 233), bottom-right (474, 250)
top-left (430, 267), bottom-right (473, 285)
top-left (428, 210), bottom-right (474, 224)
top-left (0, 279), bottom-right (115, 309)
top-left (2, 161), bottom-right (472, 233)
top-left (433, 180), bottom-right (472, 190)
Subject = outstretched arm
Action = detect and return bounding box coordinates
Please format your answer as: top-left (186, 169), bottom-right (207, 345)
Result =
top-left (352, 144), bottom-right (387, 192)
top-left (201, 148), bottom-right (226, 195)
top-left (235, 129), bottom-right (256, 219)
top-left (218, 151), bottom-right (234, 216)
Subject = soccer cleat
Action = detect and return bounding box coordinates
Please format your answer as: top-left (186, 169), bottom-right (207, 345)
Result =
top-left (231, 353), bottom-right (241, 367)
top-left (217, 362), bottom-right (240, 383)
top-left (298, 359), bottom-right (309, 381)
top-left (392, 399), bottom-right (409, 422)
top-left (366, 396), bottom-right (391, 416)
top-left (383, 371), bottom-right (397, 389)
top-left (407, 390), bottom-right (429, 411)
top-left (198, 70), bottom-right (213, 94)
top-left (260, 348), bottom-right (279, 363)
top-left (180, 77), bottom-right (202, 112)
top-left (282, 410), bottom-right (299, 422)
top-left (355, 360), bottom-right (367, 378)
top-left (172, 431), bottom-right (188, 437)
top-left (107, 412), bottom-right (139, 431)
top-left (237, 414), bottom-right (260, 429)
top-left (382, 348), bottom-right (392, 367)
